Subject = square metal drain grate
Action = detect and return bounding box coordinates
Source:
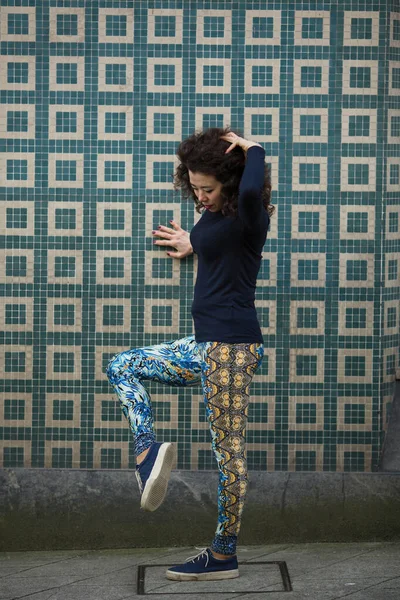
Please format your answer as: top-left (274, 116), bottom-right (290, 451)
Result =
top-left (137, 560), bottom-right (292, 595)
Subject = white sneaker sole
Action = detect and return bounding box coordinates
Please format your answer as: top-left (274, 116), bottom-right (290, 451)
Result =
top-left (140, 443), bottom-right (176, 512)
top-left (165, 568), bottom-right (239, 581)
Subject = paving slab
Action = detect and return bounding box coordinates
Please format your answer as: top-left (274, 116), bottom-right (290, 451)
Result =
top-left (1, 543), bottom-right (400, 600)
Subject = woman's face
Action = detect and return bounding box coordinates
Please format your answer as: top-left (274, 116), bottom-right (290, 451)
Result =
top-left (188, 171), bottom-right (224, 213)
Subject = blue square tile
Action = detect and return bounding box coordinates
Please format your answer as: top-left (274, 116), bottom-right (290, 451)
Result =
top-left (53, 352), bottom-right (75, 373)
top-left (106, 14), bottom-right (127, 37)
top-left (55, 160), bottom-right (77, 181)
top-left (54, 256), bottom-right (76, 277)
top-left (55, 208), bottom-right (77, 229)
top-left (7, 110), bottom-right (29, 132)
top-left (296, 354), bottom-right (317, 376)
top-left (347, 211), bottom-right (368, 233)
top-left (154, 15), bottom-right (176, 38)
top-left (56, 111), bottom-right (77, 133)
top-left (152, 305), bottom-right (172, 327)
top-left (8, 13), bottom-right (29, 35)
top-left (299, 163), bottom-right (320, 185)
top-left (252, 113), bottom-right (273, 136)
top-left (104, 160), bottom-right (125, 182)
top-left (295, 451), bottom-right (316, 471)
top-left (348, 163), bottom-right (369, 185)
top-left (346, 260), bottom-right (368, 282)
top-left (297, 259), bottom-right (319, 282)
top-left (203, 16), bottom-right (225, 38)
top-left (390, 164), bottom-right (399, 186)
top-left (153, 112), bottom-right (174, 134)
top-left (104, 256), bottom-right (124, 278)
top-left (6, 207), bottom-right (28, 228)
top-left (351, 18), bottom-right (372, 40)
top-left (7, 62), bottom-right (29, 84)
top-left (54, 305), bottom-right (75, 325)
top-left (297, 307), bottom-right (318, 328)
top-left (103, 305), bottom-right (124, 326)
top-left (394, 19), bottom-right (400, 41)
top-left (6, 256), bottom-right (27, 277)
top-left (7, 159), bottom-right (28, 181)
top-left (300, 115), bottom-right (321, 136)
top-left (105, 64), bottom-right (126, 86)
top-left (57, 14), bottom-right (78, 36)
top-left (301, 66), bottom-right (322, 88)
top-left (202, 113), bottom-right (225, 130)
top-left (349, 67), bottom-right (371, 89)
top-left (252, 17), bottom-right (274, 39)
top-left (393, 68), bottom-right (400, 90)
top-left (52, 448), bottom-right (73, 468)
top-left (56, 63), bottom-right (78, 85)
top-left (298, 211), bottom-right (320, 232)
top-left (105, 112), bottom-right (126, 134)
top-left (104, 209), bottom-right (125, 230)
top-left (5, 351), bottom-right (26, 373)
top-left (252, 65), bottom-right (273, 87)
top-left (3, 448), bottom-right (24, 468)
top-left (389, 212), bottom-right (399, 233)
top-left (154, 64), bottom-right (175, 86)
top-left (391, 115), bottom-right (400, 137)
top-left (345, 307), bottom-right (367, 329)
top-left (349, 115), bottom-right (370, 136)
top-left (302, 17), bottom-right (323, 40)
top-left (153, 161), bottom-right (173, 183)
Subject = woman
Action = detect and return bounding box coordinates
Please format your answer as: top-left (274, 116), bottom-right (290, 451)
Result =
top-left (106, 128), bottom-right (274, 581)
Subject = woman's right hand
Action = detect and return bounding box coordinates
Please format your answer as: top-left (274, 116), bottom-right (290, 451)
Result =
top-left (152, 220), bottom-right (193, 259)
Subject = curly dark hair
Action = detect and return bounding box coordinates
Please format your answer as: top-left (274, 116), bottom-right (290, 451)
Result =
top-left (173, 126), bottom-right (275, 218)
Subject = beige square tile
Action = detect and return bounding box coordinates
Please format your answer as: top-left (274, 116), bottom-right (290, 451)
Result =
top-left (0, 249), bottom-right (34, 284)
top-left (0, 440), bottom-right (31, 467)
top-left (95, 298), bottom-right (131, 333)
top-left (288, 443), bottom-right (324, 471)
top-left (44, 441), bottom-right (81, 468)
top-left (288, 396), bottom-right (324, 431)
top-left (0, 201), bottom-right (34, 235)
top-left (0, 297), bottom-right (34, 332)
top-left (0, 392), bottom-right (32, 427)
top-left (0, 104), bottom-right (35, 139)
top-left (45, 393), bottom-right (81, 427)
top-left (336, 444), bottom-right (372, 472)
top-left (0, 6), bottom-right (36, 42)
top-left (46, 346), bottom-right (82, 380)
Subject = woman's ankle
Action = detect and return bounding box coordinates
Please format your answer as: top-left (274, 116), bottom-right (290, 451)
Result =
top-left (136, 446), bottom-right (151, 465)
top-left (210, 549), bottom-right (235, 560)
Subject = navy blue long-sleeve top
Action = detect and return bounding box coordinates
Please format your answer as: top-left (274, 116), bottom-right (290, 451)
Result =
top-left (190, 145), bottom-right (269, 343)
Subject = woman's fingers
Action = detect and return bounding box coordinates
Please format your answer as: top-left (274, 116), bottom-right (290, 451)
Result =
top-left (169, 220), bottom-right (181, 230)
top-left (225, 141), bottom-right (237, 154)
top-left (153, 230), bottom-right (173, 239)
top-left (166, 250), bottom-right (183, 258)
top-left (157, 225), bottom-right (175, 233)
top-left (153, 238), bottom-right (174, 246)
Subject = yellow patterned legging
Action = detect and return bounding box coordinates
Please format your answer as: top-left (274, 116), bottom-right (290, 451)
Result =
top-left (106, 335), bottom-right (264, 556)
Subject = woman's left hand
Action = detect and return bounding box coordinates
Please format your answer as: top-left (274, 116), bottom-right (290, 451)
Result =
top-left (221, 132), bottom-right (262, 154)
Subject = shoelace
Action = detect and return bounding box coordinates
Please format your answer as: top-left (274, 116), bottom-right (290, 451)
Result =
top-left (135, 469), bottom-right (143, 493)
top-left (185, 548), bottom-right (209, 567)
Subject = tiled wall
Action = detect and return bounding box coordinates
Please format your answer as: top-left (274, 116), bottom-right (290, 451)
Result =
top-left (0, 1), bottom-right (399, 473)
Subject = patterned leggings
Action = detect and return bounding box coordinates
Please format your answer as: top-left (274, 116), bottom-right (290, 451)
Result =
top-left (106, 335), bottom-right (263, 556)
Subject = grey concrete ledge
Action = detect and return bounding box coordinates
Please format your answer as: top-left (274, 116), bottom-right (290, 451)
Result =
top-left (1, 468), bottom-right (400, 551)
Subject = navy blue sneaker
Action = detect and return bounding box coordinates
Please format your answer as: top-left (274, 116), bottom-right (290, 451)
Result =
top-left (166, 548), bottom-right (239, 581)
top-left (135, 442), bottom-right (175, 512)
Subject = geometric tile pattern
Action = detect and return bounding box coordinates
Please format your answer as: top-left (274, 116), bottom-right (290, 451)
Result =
top-left (0, 0), bottom-right (399, 473)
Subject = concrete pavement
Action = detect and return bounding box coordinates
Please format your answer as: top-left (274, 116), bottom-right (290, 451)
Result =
top-left (1, 542), bottom-right (400, 599)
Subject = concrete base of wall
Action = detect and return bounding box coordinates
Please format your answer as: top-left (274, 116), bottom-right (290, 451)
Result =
top-left (1, 468), bottom-right (400, 551)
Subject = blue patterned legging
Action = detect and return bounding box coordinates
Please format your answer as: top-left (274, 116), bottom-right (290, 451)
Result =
top-left (106, 335), bottom-right (263, 556)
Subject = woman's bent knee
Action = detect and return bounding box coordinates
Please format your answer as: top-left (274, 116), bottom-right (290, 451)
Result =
top-left (106, 349), bottom-right (138, 382)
